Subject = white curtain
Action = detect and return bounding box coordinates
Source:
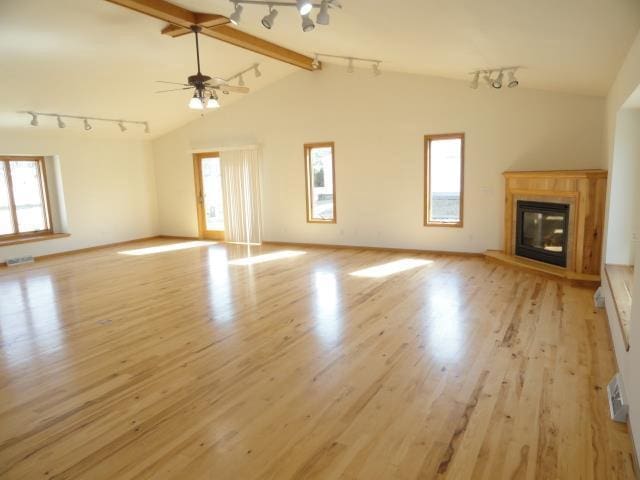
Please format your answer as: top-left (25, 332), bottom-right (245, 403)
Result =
top-left (220, 149), bottom-right (263, 244)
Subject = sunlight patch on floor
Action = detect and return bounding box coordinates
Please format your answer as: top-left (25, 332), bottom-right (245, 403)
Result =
top-left (118, 241), bottom-right (216, 256)
top-left (228, 250), bottom-right (306, 266)
top-left (350, 258), bottom-right (433, 278)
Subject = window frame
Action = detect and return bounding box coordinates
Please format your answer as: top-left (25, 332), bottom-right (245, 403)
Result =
top-left (0, 155), bottom-right (53, 239)
top-left (423, 133), bottom-right (465, 228)
top-left (304, 142), bottom-right (337, 224)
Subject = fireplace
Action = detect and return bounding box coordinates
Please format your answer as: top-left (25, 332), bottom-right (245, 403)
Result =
top-left (515, 200), bottom-right (569, 267)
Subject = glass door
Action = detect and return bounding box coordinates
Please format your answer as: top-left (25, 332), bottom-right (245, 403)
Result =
top-left (193, 153), bottom-right (225, 240)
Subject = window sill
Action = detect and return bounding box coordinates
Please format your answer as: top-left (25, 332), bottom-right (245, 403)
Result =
top-left (0, 233), bottom-right (70, 248)
top-left (604, 264), bottom-right (632, 351)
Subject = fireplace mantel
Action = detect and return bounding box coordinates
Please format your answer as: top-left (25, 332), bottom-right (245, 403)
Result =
top-left (486, 169), bottom-right (607, 283)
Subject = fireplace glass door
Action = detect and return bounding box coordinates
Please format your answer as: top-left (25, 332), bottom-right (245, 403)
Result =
top-left (515, 201), bottom-right (569, 267)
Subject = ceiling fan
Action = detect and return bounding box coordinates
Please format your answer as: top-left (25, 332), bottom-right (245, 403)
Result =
top-left (156, 25), bottom-right (249, 110)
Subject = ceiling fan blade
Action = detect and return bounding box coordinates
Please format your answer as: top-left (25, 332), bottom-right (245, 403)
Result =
top-left (207, 77), bottom-right (228, 86)
top-left (156, 80), bottom-right (191, 87)
top-left (212, 84), bottom-right (250, 94)
top-left (155, 87), bottom-right (193, 93)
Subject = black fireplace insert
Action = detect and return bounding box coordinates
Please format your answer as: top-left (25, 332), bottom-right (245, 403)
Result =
top-left (515, 200), bottom-right (569, 267)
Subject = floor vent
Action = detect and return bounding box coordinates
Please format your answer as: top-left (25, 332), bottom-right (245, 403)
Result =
top-left (6, 255), bottom-right (34, 267)
top-left (607, 373), bottom-right (629, 423)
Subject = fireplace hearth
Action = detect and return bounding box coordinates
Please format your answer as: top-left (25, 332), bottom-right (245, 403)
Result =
top-left (515, 200), bottom-right (569, 267)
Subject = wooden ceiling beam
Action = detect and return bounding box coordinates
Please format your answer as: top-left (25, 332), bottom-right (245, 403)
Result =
top-left (106, 0), bottom-right (319, 71)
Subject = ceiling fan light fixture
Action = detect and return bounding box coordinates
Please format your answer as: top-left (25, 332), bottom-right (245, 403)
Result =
top-left (189, 92), bottom-right (204, 110)
top-left (301, 14), bottom-right (315, 32)
top-left (491, 70), bottom-right (504, 89)
top-left (261, 6), bottom-right (278, 29)
top-left (207, 94), bottom-right (220, 109)
top-left (229, 2), bottom-right (243, 25)
top-left (297, 0), bottom-right (312, 15)
top-left (316, 0), bottom-right (330, 25)
top-left (507, 70), bottom-right (519, 88)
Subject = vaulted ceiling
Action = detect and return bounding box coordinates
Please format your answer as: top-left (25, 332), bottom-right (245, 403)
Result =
top-left (1, 0), bottom-right (639, 138)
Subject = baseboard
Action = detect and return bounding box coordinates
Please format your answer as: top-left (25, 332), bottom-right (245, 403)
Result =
top-left (157, 235), bottom-right (201, 241)
top-left (262, 240), bottom-right (483, 257)
top-left (0, 236), bottom-right (160, 268)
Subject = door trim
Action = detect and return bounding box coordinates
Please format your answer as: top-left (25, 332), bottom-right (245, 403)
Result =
top-left (193, 152), bottom-right (225, 241)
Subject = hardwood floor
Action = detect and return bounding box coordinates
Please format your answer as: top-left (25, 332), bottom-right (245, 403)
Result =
top-left (0, 239), bottom-right (635, 479)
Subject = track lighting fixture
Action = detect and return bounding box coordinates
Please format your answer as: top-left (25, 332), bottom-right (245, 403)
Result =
top-left (20, 111), bottom-right (150, 133)
top-left (492, 70), bottom-right (504, 89)
top-left (301, 14), bottom-right (315, 32)
top-left (470, 72), bottom-right (479, 89)
top-left (261, 6), bottom-right (278, 29)
top-left (313, 53), bottom-right (383, 76)
top-left (229, 2), bottom-right (243, 25)
top-left (316, 0), bottom-right (330, 25)
top-left (253, 64), bottom-right (262, 78)
top-left (238, 74), bottom-right (246, 87)
top-left (229, 0), bottom-right (341, 31)
top-left (144, 122), bottom-right (150, 134)
top-left (296, 0), bottom-right (312, 15)
top-left (470, 67), bottom-right (520, 91)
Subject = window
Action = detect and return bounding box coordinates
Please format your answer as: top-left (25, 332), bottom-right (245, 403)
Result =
top-left (424, 133), bottom-right (464, 227)
top-left (305, 142), bottom-right (336, 223)
top-left (0, 156), bottom-right (51, 238)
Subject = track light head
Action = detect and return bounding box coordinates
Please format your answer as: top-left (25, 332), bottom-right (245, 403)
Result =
top-left (144, 122), bottom-right (150, 134)
top-left (301, 14), bottom-right (315, 32)
top-left (491, 70), bottom-right (504, 89)
top-left (253, 64), bottom-right (262, 78)
top-left (118, 121), bottom-right (127, 132)
top-left (347, 58), bottom-right (354, 73)
top-left (470, 72), bottom-right (479, 89)
top-left (372, 62), bottom-right (381, 76)
top-left (229, 2), bottom-right (243, 25)
top-left (312, 54), bottom-right (320, 70)
top-left (507, 70), bottom-right (519, 88)
top-left (83, 118), bottom-right (92, 131)
top-left (29, 112), bottom-right (38, 127)
top-left (297, 0), bottom-right (312, 15)
top-left (317, 0), bottom-right (330, 25)
top-left (261, 6), bottom-right (278, 29)
top-left (238, 74), bottom-right (245, 87)
top-left (483, 72), bottom-right (492, 87)
top-left (56, 115), bottom-right (65, 128)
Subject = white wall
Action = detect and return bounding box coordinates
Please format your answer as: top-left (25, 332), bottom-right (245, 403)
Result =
top-left (153, 65), bottom-right (605, 253)
top-left (606, 109), bottom-right (640, 265)
top-left (0, 129), bottom-right (158, 262)
top-left (602, 29), bottom-right (640, 461)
